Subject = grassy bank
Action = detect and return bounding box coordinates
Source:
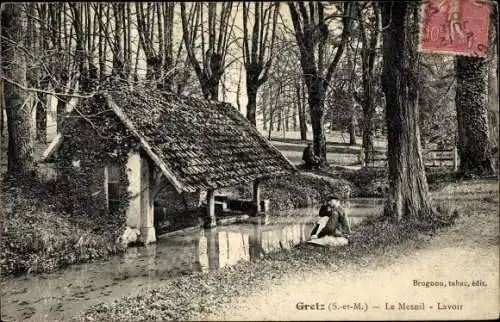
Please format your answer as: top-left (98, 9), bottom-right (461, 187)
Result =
top-left (0, 179), bottom-right (125, 277)
top-left (73, 181), bottom-right (480, 321)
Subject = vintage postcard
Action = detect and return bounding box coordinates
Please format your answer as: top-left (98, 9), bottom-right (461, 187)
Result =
top-left (0, 1), bottom-right (498, 321)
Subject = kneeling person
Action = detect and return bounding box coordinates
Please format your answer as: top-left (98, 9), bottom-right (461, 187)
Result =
top-left (311, 196), bottom-right (351, 240)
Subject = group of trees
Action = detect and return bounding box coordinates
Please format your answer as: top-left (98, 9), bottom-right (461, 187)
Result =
top-left (1, 2), bottom-right (498, 222)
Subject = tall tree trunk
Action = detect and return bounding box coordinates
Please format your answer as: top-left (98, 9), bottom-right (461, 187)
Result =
top-left (349, 97), bottom-right (357, 145)
top-left (307, 78), bottom-right (327, 162)
top-left (362, 98), bottom-right (375, 156)
top-left (288, 2), bottom-right (354, 164)
top-left (56, 96), bottom-right (69, 132)
top-left (455, 56), bottom-right (494, 176)
top-left (381, 2), bottom-right (433, 221)
top-left (487, 7), bottom-right (498, 167)
top-left (35, 92), bottom-right (47, 143)
top-left (1, 4), bottom-right (36, 178)
top-left (261, 90), bottom-right (267, 130)
top-left (241, 2), bottom-right (278, 125)
top-left (52, 3), bottom-right (72, 130)
top-left (349, 113), bottom-right (357, 145)
top-left (297, 82), bottom-right (307, 140)
top-left (204, 78), bottom-right (219, 101)
top-left (236, 65), bottom-right (242, 113)
top-left (285, 105), bottom-right (290, 131)
top-left (112, 4), bottom-right (124, 78)
top-left (292, 99), bottom-right (298, 131)
top-left (277, 107), bottom-right (282, 132)
top-left (98, 4), bottom-right (107, 80)
top-left (487, 49), bottom-right (498, 149)
top-left (270, 109), bottom-right (275, 131)
top-left (0, 79), bottom-right (3, 182)
top-left (0, 80), bottom-right (4, 138)
top-left (358, 2), bottom-right (380, 162)
top-left (35, 4), bottom-right (49, 143)
top-left (180, 3), bottom-right (233, 101)
top-left (246, 82), bottom-right (258, 125)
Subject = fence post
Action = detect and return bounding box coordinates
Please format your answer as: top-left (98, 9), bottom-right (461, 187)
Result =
top-left (453, 146), bottom-right (458, 171)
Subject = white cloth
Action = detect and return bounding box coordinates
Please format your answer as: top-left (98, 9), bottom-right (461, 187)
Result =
top-left (307, 236), bottom-right (349, 247)
top-left (313, 216), bottom-right (330, 238)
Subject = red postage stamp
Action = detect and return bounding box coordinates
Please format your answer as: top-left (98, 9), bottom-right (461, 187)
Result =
top-left (419, 0), bottom-right (492, 57)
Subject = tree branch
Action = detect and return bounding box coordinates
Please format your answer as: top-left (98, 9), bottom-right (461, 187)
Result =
top-left (324, 2), bottom-right (354, 86)
top-left (1, 75), bottom-right (96, 98)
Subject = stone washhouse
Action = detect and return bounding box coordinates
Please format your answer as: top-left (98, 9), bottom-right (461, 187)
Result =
top-left (43, 86), bottom-right (296, 245)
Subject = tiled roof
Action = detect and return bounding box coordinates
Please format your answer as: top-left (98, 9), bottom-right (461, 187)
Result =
top-left (85, 87), bottom-right (295, 192)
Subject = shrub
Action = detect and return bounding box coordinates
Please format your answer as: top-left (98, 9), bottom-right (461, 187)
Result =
top-left (0, 179), bottom-right (125, 277)
top-left (237, 173), bottom-right (353, 212)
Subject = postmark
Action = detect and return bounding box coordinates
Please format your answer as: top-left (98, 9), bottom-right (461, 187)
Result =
top-left (419, 0), bottom-right (492, 57)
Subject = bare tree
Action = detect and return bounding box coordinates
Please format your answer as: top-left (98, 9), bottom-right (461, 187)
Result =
top-left (242, 2), bottom-right (279, 125)
top-left (180, 3), bottom-right (238, 100)
top-left (288, 2), bottom-right (354, 163)
top-left (136, 3), bottom-right (176, 87)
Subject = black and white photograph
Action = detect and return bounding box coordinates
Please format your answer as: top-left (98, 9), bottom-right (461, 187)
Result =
top-left (0, 1), bottom-right (498, 321)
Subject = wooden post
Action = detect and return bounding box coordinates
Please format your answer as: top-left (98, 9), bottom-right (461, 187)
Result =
top-left (140, 156), bottom-right (156, 244)
top-left (253, 180), bottom-right (261, 214)
top-left (205, 189), bottom-right (216, 228)
top-left (453, 146), bottom-right (458, 171)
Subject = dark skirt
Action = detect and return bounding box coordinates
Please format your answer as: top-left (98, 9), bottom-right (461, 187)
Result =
top-left (310, 218), bottom-right (342, 238)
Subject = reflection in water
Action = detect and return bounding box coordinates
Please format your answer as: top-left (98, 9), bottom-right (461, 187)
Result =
top-left (197, 232), bottom-right (209, 272)
top-left (196, 224), bottom-right (310, 272)
top-left (218, 230), bottom-right (250, 268)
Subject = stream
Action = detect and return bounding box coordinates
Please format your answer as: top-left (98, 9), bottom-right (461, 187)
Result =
top-left (0, 198), bottom-right (383, 321)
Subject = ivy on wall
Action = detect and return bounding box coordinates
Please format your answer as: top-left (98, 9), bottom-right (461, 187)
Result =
top-left (55, 94), bottom-right (140, 237)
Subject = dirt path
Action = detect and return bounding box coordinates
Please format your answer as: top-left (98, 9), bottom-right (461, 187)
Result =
top-left (205, 181), bottom-right (499, 320)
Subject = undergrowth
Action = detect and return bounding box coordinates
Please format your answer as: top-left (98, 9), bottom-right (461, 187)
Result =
top-left (0, 178), bottom-right (125, 277)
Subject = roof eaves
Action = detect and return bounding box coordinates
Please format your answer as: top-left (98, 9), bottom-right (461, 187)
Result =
top-left (221, 102), bottom-right (298, 173)
top-left (106, 95), bottom-right (185, 194)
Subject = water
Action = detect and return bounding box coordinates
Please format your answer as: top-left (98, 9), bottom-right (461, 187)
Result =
top-left (0, 199), bottom-right (383, 322)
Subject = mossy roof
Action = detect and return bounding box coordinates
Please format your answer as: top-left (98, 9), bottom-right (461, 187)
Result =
top-left (65, 86), bottom-right (296, 193)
